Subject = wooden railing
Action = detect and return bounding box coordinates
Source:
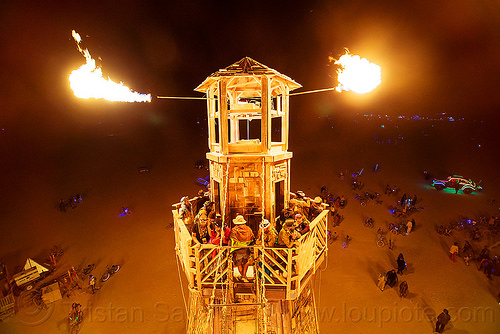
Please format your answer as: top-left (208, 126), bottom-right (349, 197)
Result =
top-left (172, 209), bottom-right (328, 300)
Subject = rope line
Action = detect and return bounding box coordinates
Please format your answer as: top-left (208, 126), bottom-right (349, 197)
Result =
top-left (156, 87), bottom-right (337, 100)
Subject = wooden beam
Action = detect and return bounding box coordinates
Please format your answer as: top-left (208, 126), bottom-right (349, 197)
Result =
top-left (219, 78), bottom-right (229, 155)
top-left (261, 76), bottom-right (271, 153)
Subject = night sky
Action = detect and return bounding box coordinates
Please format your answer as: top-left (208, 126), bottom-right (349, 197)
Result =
top-left (1, 1), bottom-right (499, 174)
top-left (2, 1), bottom-right (500, 120)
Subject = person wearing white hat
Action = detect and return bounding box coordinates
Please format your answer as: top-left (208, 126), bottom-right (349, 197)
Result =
top-left (256, 219), bottom-right (278, 247)
top-left (229, 215), bottom-right (254, 282)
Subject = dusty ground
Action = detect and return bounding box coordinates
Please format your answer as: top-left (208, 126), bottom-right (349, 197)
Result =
top-left (0, 114), bottom-right (499, 334)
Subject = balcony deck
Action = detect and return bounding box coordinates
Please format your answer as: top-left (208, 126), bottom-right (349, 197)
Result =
top-left (172, 209), bottom-right (329, 301)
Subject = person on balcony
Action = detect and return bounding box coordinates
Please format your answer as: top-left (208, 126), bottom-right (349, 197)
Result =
top-left (278, 219), bottom-right (301, 248)
top-left (193, 201), bottom-right (215, 229)
top-left (290, 191), bottom-right (311, 217)
top-left (193, 189), bottom-right (209, 216)
top-left (295, 213), bottom-right (310, 235)
top-left (256, 219), bottom-right (278, 247)
top-left (308, 197), bottom-right (324, 221)
top-left (230, 215), bottom-right (255, 282)
top-left (210, 215), bottom-right (231, 247)
top-left (191, 214), bottom-right (211, 244)
top-left (276, 207), bottom-right (295, 232)
top-left (179, 196), bottom-right (194, 225)
top-left (208, 215), bottom-right (230, 260)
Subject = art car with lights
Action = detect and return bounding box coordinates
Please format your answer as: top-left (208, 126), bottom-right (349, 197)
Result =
top-left (432, 175), bottom-right (482, 194)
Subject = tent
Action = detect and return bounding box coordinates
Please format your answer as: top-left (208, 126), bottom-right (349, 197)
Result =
top-left (24, 258), bottom-right (49, 275)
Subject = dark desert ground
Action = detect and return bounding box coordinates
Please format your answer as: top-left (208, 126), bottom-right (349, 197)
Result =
top-left (1, 1), bottom-right (499, 333)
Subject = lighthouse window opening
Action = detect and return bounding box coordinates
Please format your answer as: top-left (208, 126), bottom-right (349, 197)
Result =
top-left (213, 181), bottom-right (221, 216)
top-left (214, 118), bottom-right (219, 144)
top-left (238, 118), bottom-right (261, 141)
top-left (271, 117), bottom-right (282, 143)
top-left (274, 180), bottom-right (285, 222)
top-left (271, 96), bottom-right (278, 111)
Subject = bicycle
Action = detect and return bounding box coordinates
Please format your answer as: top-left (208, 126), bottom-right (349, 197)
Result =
top-left (82, 264), bottom-right (95, 276)
top-left (119, 207), bottom-right (132, 217)
top-left (327, 230), bottom-right (337, 244)
top-left (364, 217), bottom-right (374, 228)
top-left (377, 235), bottom-right (395, 249)
top-left (69, 308), bottom-right (83, 334)
top-left (377, 234), bottom-right (386, 247)
top-left (389, 222), bottom-right (406, 235)
top-left (342, 235), bottom-right (351, 248)
top-left (101, 264), bottom-right (121, 282)
top-left (354, 193), bottom-right (368, 207)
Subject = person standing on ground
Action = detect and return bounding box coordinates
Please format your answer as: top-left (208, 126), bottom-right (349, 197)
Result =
top-left (406, 219), bottom-right (413, 235)
top-left (386, 269), bottom-right (398, 287)
top-left (377, 272), bottom-right (387, 291)
top-left (478, 245), bottom-right (490, 263)
top-left (399, 281), bottom-right (408, 298)
top-left (435, 309), bottom-right (451, 333)
top-left (89, 275), bottom-right (96, 294)
top-left (397, 253), bottom-right (407, 274)
top-left (449, 242), bottom-right (459, 262)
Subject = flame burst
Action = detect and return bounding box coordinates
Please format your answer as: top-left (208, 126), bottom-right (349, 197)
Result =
top-left (69, 30), bottom-right (151, 102)
top-left (331, 50), bottom-right (381, 94)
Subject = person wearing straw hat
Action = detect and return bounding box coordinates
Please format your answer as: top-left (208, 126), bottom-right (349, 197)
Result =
top-left (289, 191), bottom-right (311, 217)
top-left (256, 219), bottom-right (278, 247)
top-left (309, 196), bottom-right (324, 221)
top-left (229, 215), bottom-right (254, 282)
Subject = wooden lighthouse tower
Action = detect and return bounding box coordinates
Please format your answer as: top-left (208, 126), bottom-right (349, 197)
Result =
top-left (173, 57), bottom-right (329, 333)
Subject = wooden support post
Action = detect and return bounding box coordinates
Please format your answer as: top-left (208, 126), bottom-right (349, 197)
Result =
top-left (207, 89), bottom-right (216, 151)
top-left (286, 249), bottom-right (292, 300)
top-left (219, 79), bottom-right (228, 155)
top-left (261, 76), bottom-right (271, 153)
top-left (195, 247), bottom-right (201, 291)
top-left (283, 87), bottom-right (290, 150)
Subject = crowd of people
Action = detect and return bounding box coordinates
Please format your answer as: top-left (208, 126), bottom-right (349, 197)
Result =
top-left (377, 253), bottom-right (408, 298)
top-left (449, 241), bottom-right (500, 279)
top-left (175, 189), bottom-right (331, 282)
